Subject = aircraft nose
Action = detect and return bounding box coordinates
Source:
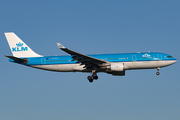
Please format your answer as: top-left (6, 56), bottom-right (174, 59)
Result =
top-left (174, 60), bottom-right (177, 63)
top-left (172, 59), bottom-right (177, 64)
top-left (167, 60), bottom-right (177, 66)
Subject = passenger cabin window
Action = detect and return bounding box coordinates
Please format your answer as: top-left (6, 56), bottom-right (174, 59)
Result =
top-left (167, 56), bottom-right (172, 58)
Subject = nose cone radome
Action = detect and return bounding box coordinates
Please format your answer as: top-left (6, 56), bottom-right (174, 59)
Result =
top-left (171, 59), bottom-right (177, 65)
top-left (165, 59), bottom-right (177, 67)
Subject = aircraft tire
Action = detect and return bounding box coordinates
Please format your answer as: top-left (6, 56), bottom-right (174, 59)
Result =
top-left (87, 76), bottom-right (93, 82)
top-left (93, 76), bottom-right (98, 80)
top-left (156, 72), bottom-right (160, 75)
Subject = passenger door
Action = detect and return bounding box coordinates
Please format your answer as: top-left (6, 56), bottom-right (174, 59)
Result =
top-left (41, 58), bottom-right (46, 64)
top-left (158, 54), bottom-right (162, 61)
top-left (132, 55), bottom-right (137, 62)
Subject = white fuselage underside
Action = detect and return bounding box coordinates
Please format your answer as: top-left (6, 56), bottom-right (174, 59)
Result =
top-left (30, 60), bottom-right (177, 73)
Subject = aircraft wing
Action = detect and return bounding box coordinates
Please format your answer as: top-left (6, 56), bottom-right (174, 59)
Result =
top-left (57, 43), bottom-right (107, 68)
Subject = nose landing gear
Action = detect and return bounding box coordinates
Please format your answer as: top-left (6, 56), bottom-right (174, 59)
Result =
top-left (156, 67), bottom-right (160, 75)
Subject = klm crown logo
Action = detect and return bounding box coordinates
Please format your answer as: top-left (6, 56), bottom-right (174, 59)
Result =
top-left (16, 42), bottom-right (23, 47)
top-left (12, 42), bottom-right (28, 52)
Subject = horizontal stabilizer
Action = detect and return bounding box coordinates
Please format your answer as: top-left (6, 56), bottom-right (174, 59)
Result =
top-left (5, 55), bottom-right (28, 63)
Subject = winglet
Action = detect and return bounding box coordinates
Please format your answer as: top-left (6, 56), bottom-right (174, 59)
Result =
top-left (57, 43), bottom-right (65, 49)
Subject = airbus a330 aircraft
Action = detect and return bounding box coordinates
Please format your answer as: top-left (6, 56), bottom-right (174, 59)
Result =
top-left (5, 32), bottom-right (177, 82)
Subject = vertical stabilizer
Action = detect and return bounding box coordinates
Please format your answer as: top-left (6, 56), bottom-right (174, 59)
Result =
top-left (5, 32), bottom-right (42, 58)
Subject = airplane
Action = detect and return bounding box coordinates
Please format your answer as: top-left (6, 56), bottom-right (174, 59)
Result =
top-left (5, 32), bottom-right (177, 82)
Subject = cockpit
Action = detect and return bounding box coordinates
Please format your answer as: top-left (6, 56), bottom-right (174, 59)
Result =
top-left (167, 56), bottom-right (173, 58)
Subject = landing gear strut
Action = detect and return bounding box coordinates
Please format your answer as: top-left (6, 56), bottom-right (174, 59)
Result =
top-left (87, 70), bottom-right (98, 83)
top-left (156, 67), bottom-right (160, 75)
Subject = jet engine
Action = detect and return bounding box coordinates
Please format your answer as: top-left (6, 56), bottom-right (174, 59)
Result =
top-left (110, 63), bottom-right (124, 71)
top-left (106, 63), bottom-right (125, 76)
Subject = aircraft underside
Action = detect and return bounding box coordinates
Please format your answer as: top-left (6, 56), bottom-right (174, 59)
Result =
top-left (30, 60), bottom-right (176, 82)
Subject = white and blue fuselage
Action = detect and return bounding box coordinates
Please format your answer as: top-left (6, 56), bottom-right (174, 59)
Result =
top-left (5, 32), bottom-right (177, 82)
top-left (10, 52), bottom-right (176, 72)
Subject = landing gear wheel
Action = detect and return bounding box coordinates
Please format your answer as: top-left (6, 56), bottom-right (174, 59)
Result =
top-left (87, 76), bottom-right (93, 83)
top-left (92, 73), bottom-right (98, 80)
top-left (156, 67), bottom-right (160, 75)
top-left (93, 76), bottom-right (98, 80)
top-left (89, 79), bottom-right (93, 83)
top-left (156, 72), bottom-right (160, 75)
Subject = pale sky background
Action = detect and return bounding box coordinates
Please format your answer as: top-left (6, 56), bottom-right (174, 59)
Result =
top-left (0, 0), bottom-right (180, 120)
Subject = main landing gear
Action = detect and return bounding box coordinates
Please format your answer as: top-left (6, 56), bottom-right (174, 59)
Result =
top-left (87, 70), bottom-right (98, 83)
top-left (156, 67), bottom-right (160, 75)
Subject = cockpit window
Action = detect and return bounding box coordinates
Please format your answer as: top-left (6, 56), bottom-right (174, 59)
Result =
top-left (167, 56), bottom-right (172, 58)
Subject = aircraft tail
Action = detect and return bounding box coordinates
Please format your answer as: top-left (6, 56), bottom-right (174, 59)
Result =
top-left (5, 32), bottom-right (42, 58)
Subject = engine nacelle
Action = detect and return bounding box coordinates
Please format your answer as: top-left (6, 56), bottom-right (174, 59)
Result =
top-left (110, 63), bottom-right (124, 72)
